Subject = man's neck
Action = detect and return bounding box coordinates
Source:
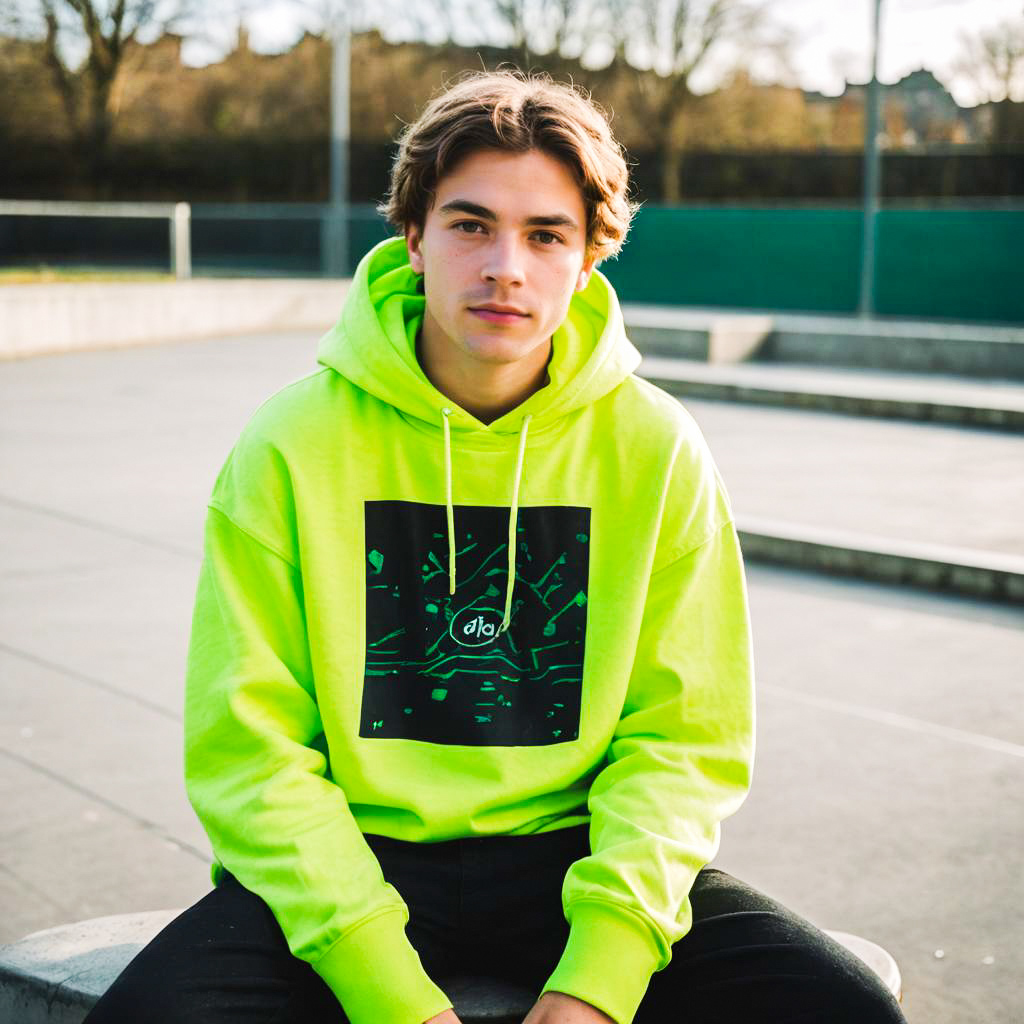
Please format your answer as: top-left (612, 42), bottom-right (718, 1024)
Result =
top-left (416, 316), bottom-right (552, 426)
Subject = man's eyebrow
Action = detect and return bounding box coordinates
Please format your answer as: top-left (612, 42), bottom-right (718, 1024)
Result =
top-left (438, 200), bottom-right (496, 220)
top-left (525, 213), bottom-right (579, 230)
top-left (438, 199), bottom-right (579, 231)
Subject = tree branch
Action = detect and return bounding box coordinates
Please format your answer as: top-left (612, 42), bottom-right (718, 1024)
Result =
top-left (40, 1), bottom-right (82, 139)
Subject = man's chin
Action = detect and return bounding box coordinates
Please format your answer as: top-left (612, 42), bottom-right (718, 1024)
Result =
top-left (461, 333), bottom-right (550, 366)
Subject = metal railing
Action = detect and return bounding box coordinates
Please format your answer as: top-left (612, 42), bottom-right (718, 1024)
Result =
top-left (0, 200), bottom-right (385, 279)
top-left (0, 200), bottom-right (192, 278)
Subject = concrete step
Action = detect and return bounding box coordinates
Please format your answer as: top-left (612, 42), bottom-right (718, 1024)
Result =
top-left (737, 516), bottom-right (1024, 604)
top-left (639, 357), bottom-right (1024, 431)
top-left (623, 305), bottom-right (1024, 380)
top-left (678, 399), bottom-right (1024, 605)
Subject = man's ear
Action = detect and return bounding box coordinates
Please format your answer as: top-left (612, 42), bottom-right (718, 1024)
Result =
top-left (406, 224), bottom-right (425, 274)
top-left (575, 256), bottom-right (596, 292)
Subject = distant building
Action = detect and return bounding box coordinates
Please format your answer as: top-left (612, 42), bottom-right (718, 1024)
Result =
top-left (970, 99), bottom-right (1024, 144)
top-left (885, 68), bottom-right (973, 144)
top-left (803, 68), bottom-right (978, 147)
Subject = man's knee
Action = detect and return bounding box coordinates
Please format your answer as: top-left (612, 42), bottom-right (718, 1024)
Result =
top-left (647, 873), bottom-right (907, 1024)
top-left (790, 931), bottom-right (906, 1023)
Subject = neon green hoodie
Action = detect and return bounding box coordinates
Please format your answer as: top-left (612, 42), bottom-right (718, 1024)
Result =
top-left (184, 236), bottom-right (755, 1024)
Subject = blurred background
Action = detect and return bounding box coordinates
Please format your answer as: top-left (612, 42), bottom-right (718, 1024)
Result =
top-left (1, 3), bottom-right (1022, 1024)
top-left (0, 0), bottom-right (1022, 319)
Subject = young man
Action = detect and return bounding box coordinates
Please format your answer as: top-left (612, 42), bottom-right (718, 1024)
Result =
top-left (85, 72), bottom-right (906, 1024)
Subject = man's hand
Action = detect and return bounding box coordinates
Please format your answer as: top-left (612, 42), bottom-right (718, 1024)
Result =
top-left (424, 1010), bottom-right (462, 1024)
top-left (521, 991), bottom-right (616, 1024)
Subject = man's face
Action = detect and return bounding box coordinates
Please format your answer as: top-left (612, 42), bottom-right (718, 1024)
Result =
top-left (406, 147), bottom-right (595, 376)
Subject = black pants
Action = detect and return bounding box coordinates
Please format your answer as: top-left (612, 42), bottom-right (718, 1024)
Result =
top-left (84, 824), bottom-right (906, 1023)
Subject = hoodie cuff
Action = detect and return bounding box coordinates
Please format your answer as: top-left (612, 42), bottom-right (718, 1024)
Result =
top-left (540, 900), bottom-right (663, 1024)
top-left (311, 908), bottom-right (453, 1024)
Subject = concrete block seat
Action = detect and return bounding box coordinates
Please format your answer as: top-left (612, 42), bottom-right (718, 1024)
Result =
top-left (0, 910), bottom-right (902, 1023)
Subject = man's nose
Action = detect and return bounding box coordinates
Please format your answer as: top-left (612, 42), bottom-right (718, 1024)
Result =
top-left (481, 235), bottom-right (525, 287)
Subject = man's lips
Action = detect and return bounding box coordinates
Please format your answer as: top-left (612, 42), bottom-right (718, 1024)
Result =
top-left (468, 305), bottom-right (530, 324)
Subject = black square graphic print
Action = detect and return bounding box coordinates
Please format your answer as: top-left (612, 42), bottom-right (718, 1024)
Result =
top-left (362, 500), bottom-right (590, 746)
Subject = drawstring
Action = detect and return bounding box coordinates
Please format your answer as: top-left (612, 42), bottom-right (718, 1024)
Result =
top-left (501, 414), bottom-right (531, 633)
top-left (439, 407), bottom-right (532, 636)
top-left (441, 408), bottom-right (456, 596)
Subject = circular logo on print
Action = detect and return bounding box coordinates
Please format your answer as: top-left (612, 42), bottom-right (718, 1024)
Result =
top-left (449, 606), bottom-right (504, 648)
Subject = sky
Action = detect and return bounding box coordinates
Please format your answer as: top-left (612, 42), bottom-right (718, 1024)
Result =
top-left (736, 0), bottom-right (1023, 106)
top-left (182, 0), bottom-right (1023, 108)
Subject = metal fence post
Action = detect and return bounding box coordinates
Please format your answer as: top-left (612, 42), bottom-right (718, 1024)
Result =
top-left (858, 0), bottom-right (885, 317)
top-left (170, 202), bottom-right (192, 280)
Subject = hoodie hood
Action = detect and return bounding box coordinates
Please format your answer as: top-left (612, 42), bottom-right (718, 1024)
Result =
top-left (316, 236), bottom-right (641, 434)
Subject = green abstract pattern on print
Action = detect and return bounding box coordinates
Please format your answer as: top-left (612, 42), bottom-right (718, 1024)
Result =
top-left (361, 500), bottom-right (590, 745)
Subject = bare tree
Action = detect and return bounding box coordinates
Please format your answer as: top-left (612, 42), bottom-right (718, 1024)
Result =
top-left (492, 0), bottom-right (529, 53)
top-left (466, 0), bottom-right (619, 72)
top-left (281, 0), bottom-right (382, 38)
top-left (5, 0), bottom-right (204, 169)
top-left (952, 14), bottom-right (1024, 143)
top-left (611, 0), bottom-right (788, 202)
top-left (828, 47), bottom-right (860, 92)
top-left (954, 15), bottom-right (1024, 104)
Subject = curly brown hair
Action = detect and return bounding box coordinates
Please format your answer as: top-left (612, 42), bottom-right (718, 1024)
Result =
top-left (378, 70), bottom-right (637, 265)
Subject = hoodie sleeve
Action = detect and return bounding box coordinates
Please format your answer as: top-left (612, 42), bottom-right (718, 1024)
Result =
top-left (184, 447), bottom-right (454, 1024)
top-left (539, 458), bottom-right (755, 1024)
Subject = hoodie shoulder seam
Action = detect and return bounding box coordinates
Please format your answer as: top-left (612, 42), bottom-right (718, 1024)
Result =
top-left (627, 372), bottom-right (686, 408)
top-left (207, 502), bottom-right (299, 570)
top-left (620, 373), bottom-right (706, 435)
top-left (652, 518), bottom-right (736, 577)
top-left (248, 367), bottom-right (333, 420)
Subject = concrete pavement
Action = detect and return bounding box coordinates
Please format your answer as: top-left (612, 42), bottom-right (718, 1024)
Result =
top-left (1, 331), bottom-right (1022, 1023)
top-left (679, 397), bottom-right (1024, 558)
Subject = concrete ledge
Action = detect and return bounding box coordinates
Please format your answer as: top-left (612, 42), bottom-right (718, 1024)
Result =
top-left (0, 911), bottom-right (180, 1024)
top-left (626, 324), bottom-right (711, 360)
top-left (737, 516), bottom-right (1024, 604)
top-left (0, 279), bottom-right (349, 360)
top-left (0, 910), bottom-right (534, 1024)
top-left (641, 358), bottom-right (1024, 432)
top-left (624, 310), bottom-right (775, 364)
top-left (767, 326), bottom-right (1024, 380)
top-left (0, 910), bottom-right (901, 1022)
top-left (623, 305), bottom-right (1024, 380)
top-left (708, 316), bottom-right (773, 364)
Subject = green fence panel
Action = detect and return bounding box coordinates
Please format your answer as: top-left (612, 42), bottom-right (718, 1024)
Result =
top-left (350, 207), bottom-right (396, 267)
top-left (596, 205), bottom-right (1022, 324)
top-left (602, 207), bottom-right (864, 312)
top-left (874, 209), bottom-right (1024, 323)
top-left (5, 201), bottom-right (1017, 322)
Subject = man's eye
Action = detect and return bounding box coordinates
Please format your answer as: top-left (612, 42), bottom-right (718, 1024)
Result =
top-left (454, 221), bottom-right (485, 234)
top-left (533, 231), bottom-right (562, 245)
